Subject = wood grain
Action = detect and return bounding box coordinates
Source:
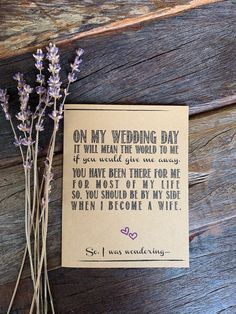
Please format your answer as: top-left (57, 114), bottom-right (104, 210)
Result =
top-left (0, 105), bottom-right (235, 288)
top-left (0, 0), bottom-right (220, 59)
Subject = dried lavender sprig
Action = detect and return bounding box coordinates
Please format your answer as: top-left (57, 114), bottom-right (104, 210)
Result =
top-left (14, 73), bottom-right (33, 113)
top-left (68, 48), bottom-right (84, 83)
top-left (14, 73), bottom-right (35, 250)
top-left (30, 44), bottom-right (84, 314)
top-left (56, 47), bottom-right (84, 127)
top-left (29, 43), bottom-right (62, 314)
top-left (17, 76), bottom-right (36, 291)
top-left (13, 73), bottom-right (34, 151)
top-left (46, 43), bottom-right (62, 100)
top-left (32, 47), bottom-right (50, 312)
top-left (46, 43), bottom-right (63, 134)
top-left (0, 88), bottom-right (26, 162)
top-left (34, 49), bottom-right (47, 115)
top-left (38, 44), bottom-right (84, 208)
top-left (13, 72), bottom-right (39, 304)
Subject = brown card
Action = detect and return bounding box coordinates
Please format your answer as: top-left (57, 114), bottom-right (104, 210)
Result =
top-left (62, 104), bottom-right (189, 268)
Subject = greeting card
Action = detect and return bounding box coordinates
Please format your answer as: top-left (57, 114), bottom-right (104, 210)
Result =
top-left (62, 104), bottom-right (189, 267)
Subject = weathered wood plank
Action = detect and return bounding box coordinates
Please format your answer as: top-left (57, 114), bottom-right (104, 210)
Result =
top-left (0, 105), bottom-right (235, 287)
top-left (0, 215), bottom-right (235, 314)
top-left (189, 105), bottom-right (236, 230)
top-left (0, 0), bottom-right (220, 59)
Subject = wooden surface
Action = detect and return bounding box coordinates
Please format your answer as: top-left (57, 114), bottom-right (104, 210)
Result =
top-left (0, 0), bottom-right (236, 313)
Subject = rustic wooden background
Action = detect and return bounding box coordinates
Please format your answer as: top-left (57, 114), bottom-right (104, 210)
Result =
top-left (0, 0), bottom-right (236, 313)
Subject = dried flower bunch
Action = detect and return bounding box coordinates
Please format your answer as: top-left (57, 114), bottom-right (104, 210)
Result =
top-left (0, 43), bottom-right (84, 313)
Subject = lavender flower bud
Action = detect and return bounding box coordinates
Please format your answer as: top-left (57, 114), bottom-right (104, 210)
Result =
top-left (36, 74), bottom-right (45, 84)
top-left (46, 43), bottom-right (60, 66)
top-left (36, 86), bottom-right (46, 95)
top-left (17, 123), bottom-right (30, 133)
top-left (48, 75), bottom-right (61, 87)
top-left (33, 49), bottom-right (44, 62)
top-left (48, 63), bottom-right (61, 74)
top-left (45, 43), bottom-right (63, 100)
top-left (14, 74), bottom-right (33, 113)
top-left (48, 87), bottom-right (61, 99)
top-left (35, 119), bottom-right (44, 132)
top-left (24, 85), bottom-right (34, 94)
top-left (17, 123), bottom-right (24, 131)
top-left (70, 62), bottom-right (81, 72)
top-left (15, 73), bottom-right (25, 92)
top-left (13, 72), bottom-right (24, 83)
top-left (68, 72), bottom-right (77, 83)
top-left (0, 88), bottom-right (10, 120)
top-left (76, 48), bottom-right (84, 57)
top-left (35, 61), bottom-right (44, 71)
top-left (15, 110), bottom-right (31, 122)
top-left (13, 138), bottom-right (23, 147)
top-left (21, 138), bottom-right (35, 146)
top-left (15, 112), bottom-right (24, 121)
top-left (74, 56), bottom-right (83, 66)
top-left (46, 43), bottom-right (59, 58)
top-left (70, 50), bottom-right (83, 73)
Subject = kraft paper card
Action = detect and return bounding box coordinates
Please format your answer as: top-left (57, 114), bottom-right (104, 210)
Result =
top-left (62, 104), bottom-right (189, 268)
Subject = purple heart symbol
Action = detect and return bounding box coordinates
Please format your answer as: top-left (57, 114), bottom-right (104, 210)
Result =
top-left (121, 227), bottom-right (129, 235)
top-left (129, 232), bottom-right (138, 240)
